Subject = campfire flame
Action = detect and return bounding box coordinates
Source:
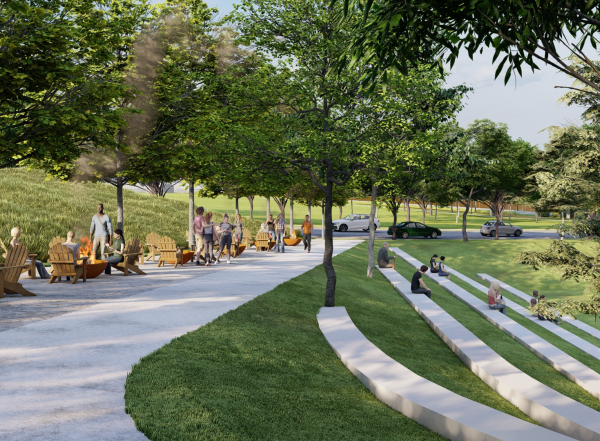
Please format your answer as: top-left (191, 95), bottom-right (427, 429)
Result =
top-left (79, 236), bottom-right (95, 264)
top-left (290, 230), bottom-right (297, 239)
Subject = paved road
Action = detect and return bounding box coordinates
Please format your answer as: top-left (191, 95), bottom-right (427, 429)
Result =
top-left (308, 228), bottom-right (571, 241)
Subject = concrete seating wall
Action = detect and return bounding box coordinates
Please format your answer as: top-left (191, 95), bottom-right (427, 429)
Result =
top-left (478, 274), bottom-right (600, 342)
top-left (392, 247), bottom-right (600, 401)
top-left (442, 266), bottom-right (600, 364)
top-left (317, 306), bottom-right (571, 441)
top-left (376, 265), bottom-right (600, 440)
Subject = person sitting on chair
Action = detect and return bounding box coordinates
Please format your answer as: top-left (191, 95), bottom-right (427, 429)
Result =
top-left (10, 227), bottom-right (50, 279)
top-left (62, 231), bottom-right (82, 281)
top-left (411, 265), bottom-right (432, 298)
top-left (377, 242), bottom-right (396, 268)
top-left (104, 229), bottom-right (125, 275)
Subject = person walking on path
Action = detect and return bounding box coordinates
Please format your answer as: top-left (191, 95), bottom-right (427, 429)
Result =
top-left (301, 215), bottom-right (313, 253)
top-left (90, 203), bottom-right (113, 259)
top-left (275, 213), bottom-right (286, 253)
top-left (377, 242), bottom-right (396, 268)
top-left (104, 229), bottom-right (126, 275)
top-left (438, 255), bottom-right (451, 279)
top-left (234, 213), bottom-right (244, 248)
top-left (266, 214), bottom-right (276, 242)
top-left (215, 214), bottom-right (233, 264)
top-left (487, 281), bottom-right (507, 315)
top-left (10, 227), bottom-right (51, 279)
top-left (411, 265), bottom-right (432, 298)
top-left (202, 212), bottom-right (218, 266)
top-left (193, 207), bottom-right (205, 266)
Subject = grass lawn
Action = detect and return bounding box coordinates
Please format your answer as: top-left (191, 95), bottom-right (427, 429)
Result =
top-left (124, 242), bottom-right (546, 441)
top-left (165, 194), bottom-right (559, 231)
top-left (389, 238), bottom-right (600, 329)
top-left (0, 168), bottom-right (260, 261)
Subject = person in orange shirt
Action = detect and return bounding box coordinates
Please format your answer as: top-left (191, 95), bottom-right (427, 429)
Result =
top-left (301, 215), bottom-right (313, 253)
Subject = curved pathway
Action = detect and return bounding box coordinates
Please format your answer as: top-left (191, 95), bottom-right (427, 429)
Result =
top-left (0, 241), bottom-right (361, 441)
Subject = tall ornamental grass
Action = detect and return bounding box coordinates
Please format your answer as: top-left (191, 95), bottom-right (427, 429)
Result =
top-left (0, 168), bottom-right (260, 261)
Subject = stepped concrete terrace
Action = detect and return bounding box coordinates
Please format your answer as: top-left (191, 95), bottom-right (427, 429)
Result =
top-left (318, 306), bottom-right (571, 441)
top-left (478, 273), bottom-right (600, 342)
top-left (392, 247), bottom-right (600, 401)
top-left (376, 265), bottom-right (600, 440)
top-left (0, 241), bottom-right (361, 441)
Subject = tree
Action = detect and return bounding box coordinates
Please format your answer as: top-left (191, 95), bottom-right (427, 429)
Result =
top-left (343, 0), bottom-right (600, 97)
top-left (1, 0), bottom-right (151, 170)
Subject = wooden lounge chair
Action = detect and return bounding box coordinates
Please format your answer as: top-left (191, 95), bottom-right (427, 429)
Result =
top-left (241, 228), bottom-right (253, 249)
top-left (157, 236), bottom-right (184, 268)
top-left (255, 231), bottom-right (272, 252)
top-left (0, 244), bottom-right (36, 297)
top-left (143, 232), bottom-right (161, 264)
top-left (2, 238), bottom-right (38, 279)
top-left (0, 238), bottom-right (7, 259)
top-left (48, 236), bottom-right (66, 249)
top-left (48, 244), bottom-right (88, 284)
top-left (110, 238), bottom-right (146, 276)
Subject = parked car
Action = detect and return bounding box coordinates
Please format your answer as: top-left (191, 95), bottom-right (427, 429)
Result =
top-left (332, 214), bottom-right (380, 232)
top-left (386, 222), bottom-right (442, 239)
top-left (480, 221), bottom-right (523, 237)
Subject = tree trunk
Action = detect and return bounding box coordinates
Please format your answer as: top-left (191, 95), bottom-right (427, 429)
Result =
top-left (535, 211), bottom-right (538, 223)
top-left (323, 184), bottom-right (336, 307)
top-left (450, 202), bottom-right (454, 213)
top-left (420, 200), bottom-right (426, 224)
top-left (509, 204), bottom-right (512, 221)
top-left (266, 196), bottom-right (271, 219)
top-left (248, 196), bottom-right (254, 219)
top-left (406, 198), bottom-right (411, 221)
top-left (351, 199), bottom-right (353, 214)
top-left (189, 182), bottom-right (195, 249)
top-left (367, 183), bottom-right (377, 278)
top-left (321, 201), bottom-right (325, 240)
top-left (435, 204), bottom-right (438, 220)
top-left (392, 204), bottom-right (398, 240)
top-left (116, 177), bottom-right (124, 232)
top-left (308, 199), bottom-right (311, 220)
top-left (290, 195), bottom-right (294, 233)
top-left (455, 200), bottom-right (459, 223)
top-left (339, 205), bottom-right (343, 219)
top-left (461, 189), bottom-right (474, 242)
top-left (561, 210), bottom-right (565, 241)
top-left (429, 202), bottom-right (433, 216)
top-left (235, 196), bottom-right (239, 217)
top-left (494, 203), bottom-right (501, 240)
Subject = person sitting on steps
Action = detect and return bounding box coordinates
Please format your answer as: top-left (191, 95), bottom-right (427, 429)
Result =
top-left (411, 265), bottom-right (432, 298)
top-left (537, 295), bottom-right (562, 324)
top-left (438, 255), bottom-right (451, 279)
top-left (430, 254), bottom-right (439, 273)
top-left (487, 281), bottom-right (507, 315)
top-left (10, 226), bottom-right (50, 279)
top-left (377, 242), bottom-right (396, 268)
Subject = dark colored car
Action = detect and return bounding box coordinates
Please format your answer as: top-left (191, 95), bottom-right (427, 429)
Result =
top-left (386, 222), bottom-right (442, 239)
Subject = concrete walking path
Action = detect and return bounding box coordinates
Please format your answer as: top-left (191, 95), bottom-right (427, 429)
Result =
top-left (0, 241), bottom-right (360, 441)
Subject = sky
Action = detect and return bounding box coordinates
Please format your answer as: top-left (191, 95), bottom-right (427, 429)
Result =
top-left (201, 0), bottom-right (587, 148)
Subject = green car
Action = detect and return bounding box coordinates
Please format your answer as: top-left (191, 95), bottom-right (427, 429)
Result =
top-left (386, 222), bottom-right (442, 239)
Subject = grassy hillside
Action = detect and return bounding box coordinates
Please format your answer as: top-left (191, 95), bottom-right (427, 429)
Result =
top-left (0, 169), bottom-right (260, 261)
top-left (166, 193), bottom-right (558, 230)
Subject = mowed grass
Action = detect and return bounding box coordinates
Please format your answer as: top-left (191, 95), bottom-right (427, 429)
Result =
top-left (124, 242), bottom-right (540, 441)
top-left (390, 238), bottom-right (600, 329)
top-left (388, 252), bottom-right (600, 412)
top-left (0, 168), bottom-right (260, 261)
top-left (165, 193), bottom-right (558, 231)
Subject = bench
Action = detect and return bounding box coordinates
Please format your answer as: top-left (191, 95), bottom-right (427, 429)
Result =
top-left (318, 307), bottom-right (570, 441)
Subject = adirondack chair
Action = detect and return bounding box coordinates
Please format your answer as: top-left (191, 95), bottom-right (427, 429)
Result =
top-left (48, 236), bottom-right (66, 249)
top-left (0, 244), bottom-right (36, 298)
top-left (0, 238), bottom-right (7, 259)
top-left (48, 244), bottom-right (88, 284)
top-left (109, 238), bottom-right (146, 276)
top-left (240, 228), bottom-right (253, 249)
top-left (255, 231), bottom-right (271, 252)
top-left (157, 236), bottom-right (184, 268)
top-left (143, 232), bottom-right (161, 264)
top-left (2, 238), bottom-right (38, 279)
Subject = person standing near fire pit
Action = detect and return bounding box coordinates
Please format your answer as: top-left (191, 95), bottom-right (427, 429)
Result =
top-left (90, 203), bottom-right (113, 259)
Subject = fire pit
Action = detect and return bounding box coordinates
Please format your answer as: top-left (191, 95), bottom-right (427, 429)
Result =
top-left (78, 259), bottom-right (108, 278)
top-left (284, 238), bottom-right (302, 246)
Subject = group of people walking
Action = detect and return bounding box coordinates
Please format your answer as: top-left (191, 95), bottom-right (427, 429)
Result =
top-left (193, 207), bottom-right (245, 266)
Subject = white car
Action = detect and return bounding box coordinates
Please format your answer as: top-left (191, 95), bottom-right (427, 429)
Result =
top-left (480, 221), bottom-right (523, 237)
top-left (332, 214), bottom-right (380, 232)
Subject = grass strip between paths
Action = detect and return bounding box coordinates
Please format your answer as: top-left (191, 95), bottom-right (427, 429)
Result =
top-left (124, 242), bottom-right (536, 440)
